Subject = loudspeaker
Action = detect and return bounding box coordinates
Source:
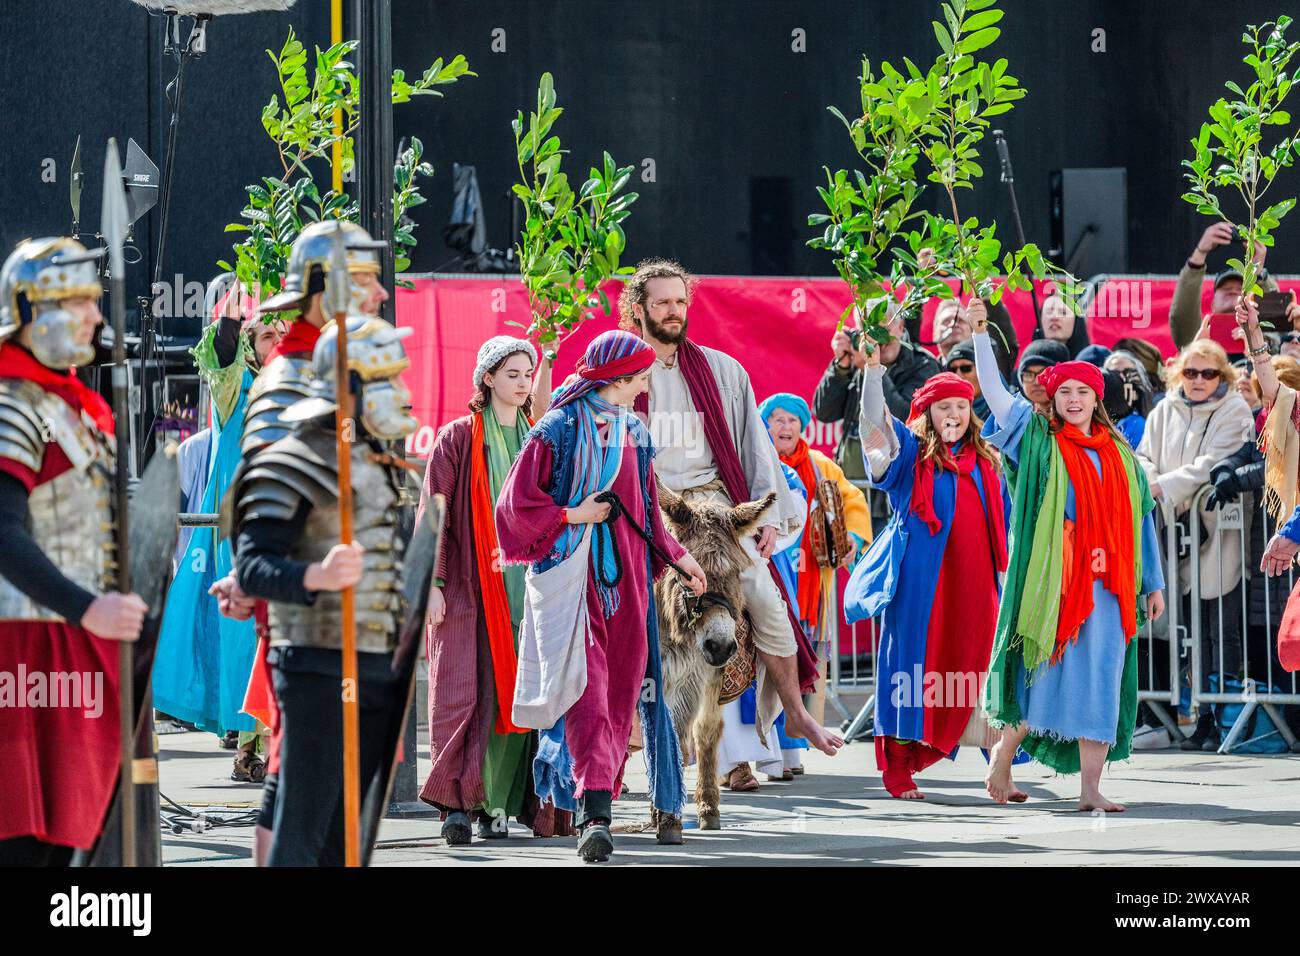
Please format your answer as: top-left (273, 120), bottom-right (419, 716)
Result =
top-left (1049, 167), bottom-right (1128, 279)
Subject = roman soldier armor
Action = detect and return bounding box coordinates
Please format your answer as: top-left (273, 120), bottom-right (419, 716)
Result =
top-left (241, 220), bottom-right (387, 454)
top-left (0, 237), bottom-right (116, 621)
top-left (232, 314), bottom-right (418, 651)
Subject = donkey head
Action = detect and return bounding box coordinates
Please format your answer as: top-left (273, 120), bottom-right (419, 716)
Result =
top-left (657, 487), bottom-right (777, 668)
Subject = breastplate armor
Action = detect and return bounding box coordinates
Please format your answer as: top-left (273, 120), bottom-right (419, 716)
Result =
top-left (236, 425), bottom-right (404, 652)
top-left (0, 378), bottom-right (116, 621)
top-left (241, 352), bottom-right (315, 455)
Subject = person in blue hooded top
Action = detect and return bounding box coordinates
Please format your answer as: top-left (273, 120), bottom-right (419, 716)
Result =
top-left (843, 329), bottom-right (1012, 800)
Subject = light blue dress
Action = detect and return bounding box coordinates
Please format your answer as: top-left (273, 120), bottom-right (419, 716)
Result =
top-left (984, 395), bottom-right (1164, 745)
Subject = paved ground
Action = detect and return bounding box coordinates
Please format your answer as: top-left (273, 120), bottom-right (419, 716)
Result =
top-left (156, 722), bottom-right (1300, 866)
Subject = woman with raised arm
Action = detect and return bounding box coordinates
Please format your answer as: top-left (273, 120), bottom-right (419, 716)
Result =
top-left (842, 322), bottom-right (1010, 800)
top-left (970, 299), bottom-right (1166, 812)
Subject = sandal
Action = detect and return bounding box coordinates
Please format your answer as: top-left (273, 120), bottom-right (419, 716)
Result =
top-left (231, 749), bottom-right (266, 783)
top-left (722, 764), bottom-right (760, 792)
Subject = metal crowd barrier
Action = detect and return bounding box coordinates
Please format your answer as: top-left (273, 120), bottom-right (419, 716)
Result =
top-left (1187, 485), bottom-right (1300, 754)
top-left (824, 478), bottom-right (1299, 754)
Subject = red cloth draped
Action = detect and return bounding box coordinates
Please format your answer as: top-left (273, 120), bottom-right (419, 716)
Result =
top-left (910, 442), bottom-right (1009, 574)
top-left (0, 359), bottom-right (120, 849)
top-left (469, 412), bottom-right (526, 734)
top-left (265, 319), bottom-right (319, 363)
top-left (1052, 423), bottom-right (1137, 661)
top-left (0, 343), bottom-right (113, 434)
top-left (778, 439), bottom-right (822, 629)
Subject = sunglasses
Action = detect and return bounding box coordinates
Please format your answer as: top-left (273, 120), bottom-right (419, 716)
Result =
top-left (1283, 333), bottom-right (1300, 344)
top-left (949, 362), bottom-right (975, 374)
top-left (1181, 368), bottom-right (1222, 381)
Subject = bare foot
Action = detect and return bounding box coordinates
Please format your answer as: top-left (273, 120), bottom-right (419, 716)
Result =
top-left (1078, 791), bottom-right (1126, 813)
top-left (787, 712), bottom-right (843, 756)
top-left (984, 739), bottom-right (1017, 804)
top-left (896, 789), bottom-right (925, 800)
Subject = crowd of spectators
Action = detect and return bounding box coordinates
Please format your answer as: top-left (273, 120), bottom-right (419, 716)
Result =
top-left (807, 227), bottom-right (1300, 750)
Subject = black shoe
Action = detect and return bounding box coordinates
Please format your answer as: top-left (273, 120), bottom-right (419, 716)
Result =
top-left (441, 811), bottom-right (472, 846)
top-left (1200, 728), bottom-right (1222, 752)
top-left (577, 823), bottom-right (613, 863)
top-left (476, 817), bottom-right (509, 840)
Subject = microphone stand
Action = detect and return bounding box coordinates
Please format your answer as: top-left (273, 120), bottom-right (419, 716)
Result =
top-left (994, 129), bottom-right (1041, 326)
top-left (139, 11), bottom-right (209, 471)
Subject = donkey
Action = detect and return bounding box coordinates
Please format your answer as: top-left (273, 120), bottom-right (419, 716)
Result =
top-left (653, 486), bottom-right (777, 843)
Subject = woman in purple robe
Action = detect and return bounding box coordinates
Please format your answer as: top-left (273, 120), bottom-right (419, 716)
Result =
top-left (496, 329), bottom-right (707, 863)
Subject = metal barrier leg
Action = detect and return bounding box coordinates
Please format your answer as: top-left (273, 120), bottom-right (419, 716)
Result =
top-left (1145, 701), bottom-right (1182, 740)
top-left (842, 694), bottom-right (875, 742)
top-left (1260, 702), bottom-right (1300, 752)
top-left (1217, 700), bottom-right (1257, 755)
top-left (825, 687), bottom-right (853, 724)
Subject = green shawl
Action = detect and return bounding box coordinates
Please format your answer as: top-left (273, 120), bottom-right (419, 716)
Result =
top-left (982, 410), bottom-right (1155, 775)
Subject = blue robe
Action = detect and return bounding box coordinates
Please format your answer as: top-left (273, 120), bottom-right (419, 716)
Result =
top-left (153, 370), bottom-right (258, 736)
top-left (844, 419), bottom-right (1011, 747)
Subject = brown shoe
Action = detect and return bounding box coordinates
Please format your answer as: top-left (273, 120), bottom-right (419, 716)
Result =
top-left (721, 764), bottom-right (760, 792)
top-left (231, 748), bottom-right (266, 783)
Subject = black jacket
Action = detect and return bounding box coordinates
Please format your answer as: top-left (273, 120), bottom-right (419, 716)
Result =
top-left (813, 342), bottom-right (942, 463)
top-left (1210, 439), bottom-right (1286, 629)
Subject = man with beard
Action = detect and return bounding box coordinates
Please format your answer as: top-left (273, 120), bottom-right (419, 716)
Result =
top-left (620, 258), bottom-right (843, 757)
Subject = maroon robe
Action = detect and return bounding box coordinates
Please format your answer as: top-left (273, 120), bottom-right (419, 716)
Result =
top-left (495, 430), bottom-right (686, 799)
top-left (418, 416), bottom-right (571, 835)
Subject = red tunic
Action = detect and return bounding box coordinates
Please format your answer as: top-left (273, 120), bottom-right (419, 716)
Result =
top-left (0, 356), bottom-right (120, 850)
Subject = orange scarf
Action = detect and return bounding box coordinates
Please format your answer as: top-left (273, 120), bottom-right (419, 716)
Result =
top-left (470, 412), bottom-right (527, 734)
top-left (1052, 422), bottom-right (1137, 662)
top-left (780, 439), bottom-right (822, 629)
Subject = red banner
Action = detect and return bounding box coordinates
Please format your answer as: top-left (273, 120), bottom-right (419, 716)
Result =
top-left (396, 274), bottom-right (1300, 461)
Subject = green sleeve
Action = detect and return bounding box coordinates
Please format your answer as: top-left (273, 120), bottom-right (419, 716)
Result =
top-left (191, 323), bottom-right (250, 428)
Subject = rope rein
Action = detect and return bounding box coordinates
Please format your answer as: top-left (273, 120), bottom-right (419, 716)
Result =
top-left (592, 490), bottom-right (736, 626)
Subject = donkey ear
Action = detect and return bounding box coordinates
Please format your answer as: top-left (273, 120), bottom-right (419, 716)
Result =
top-left (729, 492), bottom-right (777, 537)
top-left (658, 485), bottom-right (694, 529)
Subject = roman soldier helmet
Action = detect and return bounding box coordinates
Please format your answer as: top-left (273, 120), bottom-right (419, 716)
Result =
top-left (282, 315), bottom-right (417, 441)
top-left (257, 220), bottom-right (386, 315)
top-left (0, 237), bottom-right (105, 368)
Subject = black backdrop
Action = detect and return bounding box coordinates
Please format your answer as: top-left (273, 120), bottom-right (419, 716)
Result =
top-left (2, 0), bottom-right (1297, 339)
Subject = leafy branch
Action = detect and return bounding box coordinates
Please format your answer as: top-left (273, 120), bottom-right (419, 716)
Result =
top-left (810, 0), bottom-right (1080, 343)
top-left (218, 28), bottom-right (474, 299)
top-left (1182, 15), bottom-right (1300, 296)
top-left (511, 72), bottom-right (637, 348)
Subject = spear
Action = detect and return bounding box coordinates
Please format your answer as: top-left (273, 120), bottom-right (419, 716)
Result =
top-left (325, 224), bottom-right (362, 866)
top-left (101, 138), bottom-right (136, 866)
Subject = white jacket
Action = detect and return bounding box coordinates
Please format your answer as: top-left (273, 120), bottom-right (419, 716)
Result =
top-left (1136, 388), bottom-right (1256, 599)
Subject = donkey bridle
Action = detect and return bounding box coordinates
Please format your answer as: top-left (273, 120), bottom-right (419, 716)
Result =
top-left (593, 490), bottom-right (737, 628)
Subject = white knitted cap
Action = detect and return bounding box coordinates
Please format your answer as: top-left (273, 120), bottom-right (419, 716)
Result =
top-left (473, 335), bottom-right (538, 389)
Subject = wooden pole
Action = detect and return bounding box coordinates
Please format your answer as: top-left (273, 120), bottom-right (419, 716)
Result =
top-left (328, 230), bottom-right (362, 867)
top-left (331, 0), bottom-right (343, 195)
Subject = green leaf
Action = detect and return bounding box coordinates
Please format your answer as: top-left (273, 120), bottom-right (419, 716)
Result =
top-left (932, 20), bottom-right (954, 55)
top-left (964, 9), bottom-right (1004, 31)
top-left (956, 27), bottom-right (1000, 54)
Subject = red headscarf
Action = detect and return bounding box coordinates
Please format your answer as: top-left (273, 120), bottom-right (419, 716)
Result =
top-left (1037, 361), bottom-right (1104, 401)
top-left (907, 372), bottom-right (974, 423)
top-left (905, 371), bottom-right (1008, 572)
